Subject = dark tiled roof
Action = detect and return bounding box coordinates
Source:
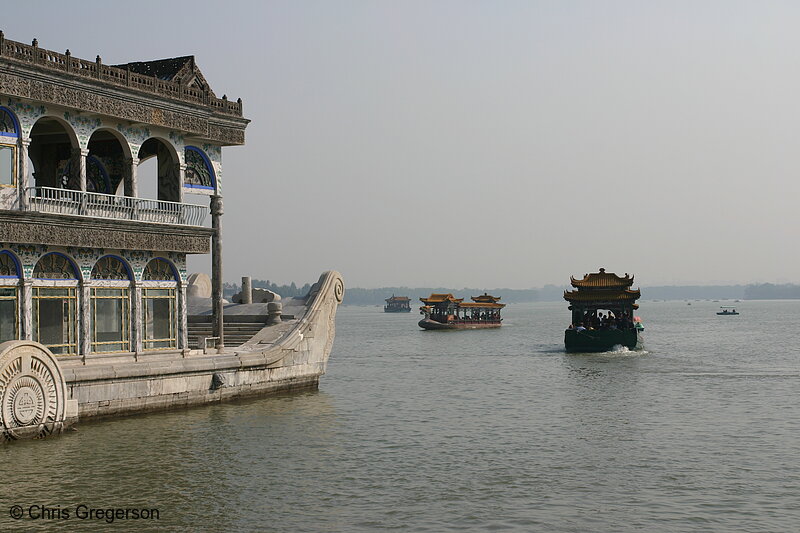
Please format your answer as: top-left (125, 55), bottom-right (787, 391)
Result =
top-left (115, 56), bottom-right (193, 81)
top-left (420, 293), bottom-right (463, 304)
top-left (570, 268), bottom-right (634, 289)
top-left (471, 293), bottom-right (501, 303)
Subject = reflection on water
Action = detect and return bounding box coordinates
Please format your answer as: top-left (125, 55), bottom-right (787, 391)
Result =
top-left (1, 300), bottom-right (799, 532)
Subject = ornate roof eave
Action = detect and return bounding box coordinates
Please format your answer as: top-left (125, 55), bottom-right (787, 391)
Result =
top-left (471, 293), bottom-right (501, 303)
top-left (570, 268), bottom-right (634, 289)
top-left (564, 288), bottom-right (641, 302)
top-left (0, 34), bottom-right (249, 145)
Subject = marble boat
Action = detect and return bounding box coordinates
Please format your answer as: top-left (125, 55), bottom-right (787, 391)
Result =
top-left (0, 34), bottom-right (343, 441)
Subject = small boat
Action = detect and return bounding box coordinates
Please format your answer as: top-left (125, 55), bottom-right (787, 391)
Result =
top-left (717, 306), bottom-right (739, 316)
top-left (563, 268), bottom-right (643, 352)
top-left (384, 295), bottom-right (412, 313)
top-left (418, 293), bottom-right (504, 330)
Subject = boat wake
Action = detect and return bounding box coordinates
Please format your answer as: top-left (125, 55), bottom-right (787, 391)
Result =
top-left (605, 344), bottom-right (648, 357)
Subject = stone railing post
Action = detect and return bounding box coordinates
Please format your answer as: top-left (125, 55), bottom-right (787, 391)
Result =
top-left (131, 281), bottom-right (142, 355)
top-left (0, 31), bottom-right (5, 56)
top-left (95, 55), bottom-right (102, 78)
top-left (211, 195), bottom-right (224, 349)
top-left (80, 280), bottom-right (92, 359)
top-left (178, 283), bottom-right (188, 351)
top-left (65, 49), bottom-right (71, 72)
top-left (32, 38), bottom-right (39, 63)
top-left (241, 276), bottom-right (252, 304)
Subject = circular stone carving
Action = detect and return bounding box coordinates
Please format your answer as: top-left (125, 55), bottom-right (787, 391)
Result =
top-left (11, 384), bottom-right (42, 425)
top-left (333, 275), bottom-right (345, 304)
top-left (0, 341), bottom-right (67, 441)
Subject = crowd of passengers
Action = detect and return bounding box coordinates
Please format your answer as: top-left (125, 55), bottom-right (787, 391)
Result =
top-left (428, 310), bottom-right (501, 322)
top-left (567, 310), bottom-right (635, 331)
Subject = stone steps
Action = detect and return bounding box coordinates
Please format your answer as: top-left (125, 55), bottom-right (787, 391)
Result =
top-left (187, 322), bottom-right (266, 348)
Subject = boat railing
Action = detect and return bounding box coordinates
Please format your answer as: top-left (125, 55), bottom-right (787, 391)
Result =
top-left (24, 187), bottom-right (207, 226)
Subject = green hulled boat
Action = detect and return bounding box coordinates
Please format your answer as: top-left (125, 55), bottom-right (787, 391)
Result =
top-left (564, 268), bottom-right (644, 352)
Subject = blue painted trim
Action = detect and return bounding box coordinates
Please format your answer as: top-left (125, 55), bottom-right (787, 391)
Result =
top-left (0, 250), bottom-right (21, 279)
top-left (146, 257), bottom-right (180, 282)
top-left (183, 184), bottom-right (214, 190)
top-left (33, 252), bottom-right (82, 281)
top-left (0, 106), bottom-right (20, 137)
top-left (92, 255), bottom-right (134, 281)
top-left (185, 146), bottom-right (217, 190)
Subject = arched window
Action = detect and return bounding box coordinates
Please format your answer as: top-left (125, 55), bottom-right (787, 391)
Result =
top-left (33, 253), bottom-right (79, 355)
top-left (91, 255), bottom-right (131, 280)
top-left (0, 107), bottom-right (18, 188)
top-left (184, 146), bottom-right (215, 190)
top-left (90, 256), bottom-right (131, 353)
top-left (142, 258), bottom-right (178, 350)
top-left (59, 156), bottom-right (111, 193)
top-left (0, 250), bottom-right (21, 343)
top-left (0, 107), bottom-right (19, 136)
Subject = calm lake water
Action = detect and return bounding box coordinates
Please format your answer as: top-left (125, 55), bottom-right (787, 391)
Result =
top-left (1, 300), bottom-right (799, 532)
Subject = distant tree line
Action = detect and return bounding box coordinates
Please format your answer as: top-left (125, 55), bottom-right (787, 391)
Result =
top-left (342, 287), bottom-right (540, 306)
top-left (221, 281), bottom-right (800, 303)
top-left (743, 283), bottom-right (800, 300)
top-left (223, 279), bottom-right (313, 299)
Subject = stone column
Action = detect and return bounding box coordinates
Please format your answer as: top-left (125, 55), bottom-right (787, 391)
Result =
top-left (131, 281), bottom-right (142, 353)
top-left (81, 281), bottom-right (91, 357)
top-left (211, 195), bottom-right (224, 349)
top-left (21, 279), bottom-right (33, 341)
top-left (124, 157), bottom-right (139, 197)
top-left (241, 276), bottom-right (252, 304)
top-left (77, 149), bottom-right (88, 191)
top-left (177, 163), bottom-right (186, 203)
top-left (178, 283), bottom-right (188, 350)
top-left (18, 138), bottom-right (30, 209)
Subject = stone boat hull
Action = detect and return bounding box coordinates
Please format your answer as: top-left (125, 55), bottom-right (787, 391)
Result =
top-left (564, 328), bottom-right (642, 353)
top-left (0, 271), bottom-right (344, 442)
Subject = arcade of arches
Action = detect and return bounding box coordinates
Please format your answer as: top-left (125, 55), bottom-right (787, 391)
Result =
top-left (0, 249), bottom-right (184, 355)
top-left (0, 106), bottom-right (217, 204)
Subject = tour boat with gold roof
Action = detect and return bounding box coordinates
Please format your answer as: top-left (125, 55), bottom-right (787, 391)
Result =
top-left (564, 268), bottom-right (643, 352)
top-left (419, 293), bottom-right (504, 330)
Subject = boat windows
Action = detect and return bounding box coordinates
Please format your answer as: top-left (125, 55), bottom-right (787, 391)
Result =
top-left (0, 287), bottom-right (17, 342)
top-left (33, 253), bottom-right (80, 355)
top-left (143, 288), bottom-right (177, 350)
top-left (0, 144), bottom-right (14, 186)
top-left (90, 256), bottom-right (132, 353)
top-left (91, 288), bottom-right (130, 353)
top-left (142, 259), bottom-right (178, 350)
top-left (33, 287), bottom-right (78, 355)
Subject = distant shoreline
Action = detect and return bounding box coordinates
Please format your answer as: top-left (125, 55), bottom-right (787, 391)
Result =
top-left (339, 283), bottom-right (800, 305)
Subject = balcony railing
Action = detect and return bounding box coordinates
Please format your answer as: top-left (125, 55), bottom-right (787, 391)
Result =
top-left (24, 187), bottom-right (207, 226)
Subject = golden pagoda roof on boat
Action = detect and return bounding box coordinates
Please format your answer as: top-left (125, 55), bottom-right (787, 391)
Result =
top-left (418, 293), bottom-right (504, 330)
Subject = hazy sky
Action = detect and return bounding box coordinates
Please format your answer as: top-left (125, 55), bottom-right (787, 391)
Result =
top-left (7, 1), bottom-right (800, 288)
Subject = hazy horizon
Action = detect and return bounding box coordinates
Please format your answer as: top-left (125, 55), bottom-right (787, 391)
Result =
top-left (8, 1), bottom-right (800, 288)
